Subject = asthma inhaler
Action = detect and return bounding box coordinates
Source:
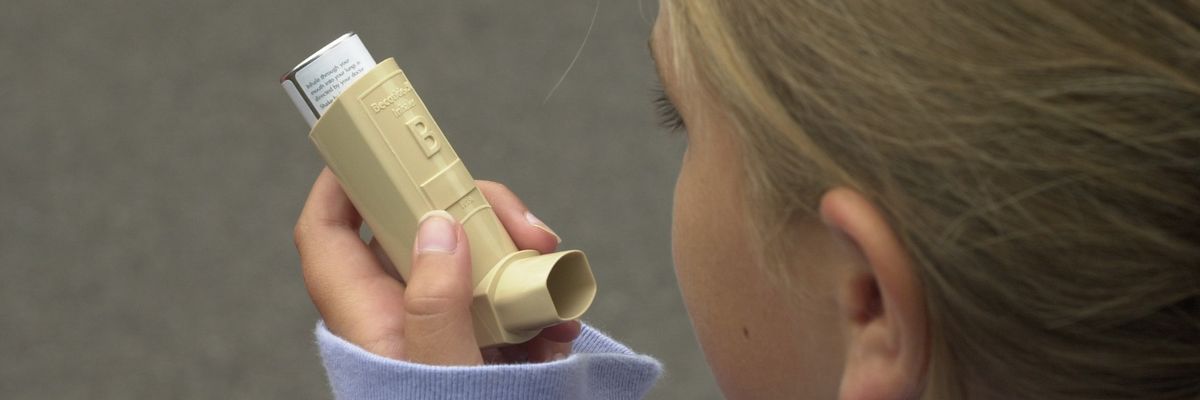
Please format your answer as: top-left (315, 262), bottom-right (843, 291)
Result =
top-left (281, 33), bottom-right (596, 347)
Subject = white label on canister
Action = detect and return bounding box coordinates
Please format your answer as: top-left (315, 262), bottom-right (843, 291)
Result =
top-left (282, 79), bottom-right (317, 127)
top-left (294, 34), bottom-right (376, 116)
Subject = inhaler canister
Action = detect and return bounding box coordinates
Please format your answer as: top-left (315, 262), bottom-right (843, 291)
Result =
top-left (281, 33), bottom-right (597, 347)
top-left (281, 33), bottom-right (377, 126)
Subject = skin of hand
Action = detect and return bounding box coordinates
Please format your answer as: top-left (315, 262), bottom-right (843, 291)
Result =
top-left (294, 168), bottom-right (582, 365)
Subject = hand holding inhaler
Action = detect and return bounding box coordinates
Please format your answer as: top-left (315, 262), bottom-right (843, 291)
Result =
top-left (286, 33), bottom-right (597, 364)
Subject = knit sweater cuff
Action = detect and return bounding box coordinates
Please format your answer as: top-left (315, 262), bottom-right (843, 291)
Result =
top-left (315, 321), bottom-right (662, 400)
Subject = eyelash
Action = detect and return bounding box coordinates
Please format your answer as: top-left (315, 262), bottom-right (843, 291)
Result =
top-left (653, 84), bottom-right (686, 133)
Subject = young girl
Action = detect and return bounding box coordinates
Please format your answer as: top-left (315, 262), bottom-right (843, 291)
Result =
top-left (293, 1), bottom-right (1200, 398)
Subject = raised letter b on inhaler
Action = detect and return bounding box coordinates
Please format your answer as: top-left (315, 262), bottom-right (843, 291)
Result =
top-left (281, 33), bottom-right (597, 347)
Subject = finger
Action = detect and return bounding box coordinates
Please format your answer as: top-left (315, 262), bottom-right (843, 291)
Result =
top-left (498, 321), bottom-right (580, 364)
top-left (368, 238), bottom-right (404, 283)
top-left (476, 180), bottom-right (560, 254)
top-left (403, 211), bottom-right (483, 366)
top-left (521, 336), bottom-right (573, 363)
top-left (481, 348), bottom-right (507, 365)
top-left (498, 345), bottom-right (530, 364)
top-left (520, 321), bottom-right (581, 362)
top-left (537, 320), bottom-right (582, 343)
top-left (295, 169), bottom-right (406, 336)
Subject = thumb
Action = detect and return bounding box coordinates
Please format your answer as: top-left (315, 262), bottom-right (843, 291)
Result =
top-left (403, 210), bottom-right (482, 365)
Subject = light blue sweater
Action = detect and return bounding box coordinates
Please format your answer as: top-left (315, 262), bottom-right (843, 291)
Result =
top-left (316, 322), bottom-right (663, 399)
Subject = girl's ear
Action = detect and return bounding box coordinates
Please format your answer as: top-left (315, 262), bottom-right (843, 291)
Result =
top-left (819, 188), bottom-right (929, 400)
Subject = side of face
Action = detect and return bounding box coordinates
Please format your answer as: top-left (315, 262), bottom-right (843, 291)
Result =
top-left (654, 3), bottom-right (930, 399)
top-left (654, 9), bottom-right (845, 399)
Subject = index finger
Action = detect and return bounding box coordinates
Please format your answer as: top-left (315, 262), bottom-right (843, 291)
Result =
top-left (295, 168), bottom-right (406, 337)
top-left (476, 180), bottom-right (561, 254)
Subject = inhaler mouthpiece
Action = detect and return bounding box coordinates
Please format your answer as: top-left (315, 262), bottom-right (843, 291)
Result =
top-left (281, 33), bottom-right (597, 347)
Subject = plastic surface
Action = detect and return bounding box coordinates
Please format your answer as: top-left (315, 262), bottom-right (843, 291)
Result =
top-left (306, 58), bottom-right (596, 347)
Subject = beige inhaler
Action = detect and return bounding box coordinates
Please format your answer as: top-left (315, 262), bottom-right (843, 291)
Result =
top-left (281, 33), bottom-right (596, 347)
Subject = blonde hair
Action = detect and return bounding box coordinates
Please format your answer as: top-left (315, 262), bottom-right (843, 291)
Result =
top-left (665, 1), bottom-right (1200, 398)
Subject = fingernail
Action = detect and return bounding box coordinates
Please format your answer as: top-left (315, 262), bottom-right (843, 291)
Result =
top-left (525, 211), bottom-right (562, 244)
top-left (552, 352), bottom-right (567, 361)
top-left (417, 210), bottom-right (458, 254)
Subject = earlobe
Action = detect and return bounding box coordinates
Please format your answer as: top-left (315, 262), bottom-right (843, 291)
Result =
top-left (819, 188), bottom-right (929, 400)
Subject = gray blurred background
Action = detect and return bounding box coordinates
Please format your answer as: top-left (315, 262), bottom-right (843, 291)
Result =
top-left (0, 0), bottom-right (720, 398)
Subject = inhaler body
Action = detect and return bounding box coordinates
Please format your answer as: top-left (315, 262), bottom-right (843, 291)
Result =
top-left (282, 33), bottom-right (596, 347)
